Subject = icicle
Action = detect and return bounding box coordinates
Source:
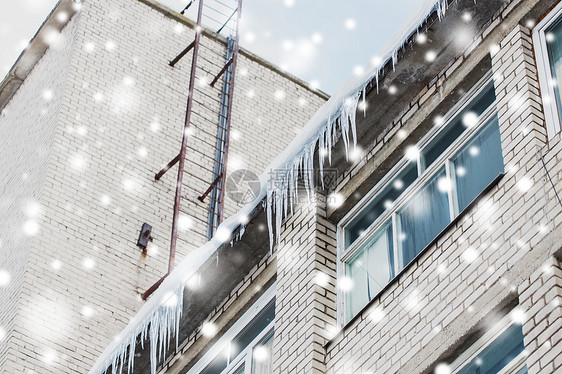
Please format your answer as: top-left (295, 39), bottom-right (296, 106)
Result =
top-left (275, 188), bottom-right (282, 248)
top-left (347, 93), bottom-right (359, 147)
top-left (318, 129), bottom-right (325, 188)
top-left (283, 170), bottom-right (289, 218)
top-left (326, 123), bottom-right (334, 165)
top-left (362, 88), bottom-right (366, 117)
top-left (308, 142), bottom-right (315, 191)
top-left (267, 188), bottom-right (274, 252)
top-left (302, 148), bottom-right (311, 200)
top-left (289, 166), bottom-right (295, 217)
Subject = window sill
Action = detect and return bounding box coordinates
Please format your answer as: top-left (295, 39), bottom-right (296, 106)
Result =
top-left (325, 172), bottom-right (505, 351)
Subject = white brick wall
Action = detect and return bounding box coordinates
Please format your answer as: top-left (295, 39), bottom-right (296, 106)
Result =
top-left (8, 0), bottom-right (562, 373)
top-left (160, 2), bottom-right (562, 374)
top-left (519, 257), bottom-right (562, 373)
top-left (320, 22), bottom-right (562, 374)
top-left (0, 0), bottom-right (325, 372)
top-left (265, 7), bottom-right (562, 374)
top-left (272, 192), bottom-right (337, 374)
top-left (0, 12), bottom-right (80, 372)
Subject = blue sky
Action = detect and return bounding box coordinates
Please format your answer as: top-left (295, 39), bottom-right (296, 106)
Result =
top-left (0, 0), bottom-right (419, 94)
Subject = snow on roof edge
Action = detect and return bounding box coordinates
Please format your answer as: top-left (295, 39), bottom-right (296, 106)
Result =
top-left (89, 1), bottom-right (449, 373)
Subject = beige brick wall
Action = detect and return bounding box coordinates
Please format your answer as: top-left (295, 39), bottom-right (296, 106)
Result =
top-left (272, 192), bottom-right (337, 374)
top-left (0, 0), bottom-right (325, 372)
top-left (262, 9), bottom-right (562, 374)
top-left (0, 12), bottom-right (81, 372)
top-left (519, 257), bottom-right (562, 373)
top-left (320, 21), bottom-right (562, 374)
top-left (168, 4), bottom-right (562, 374)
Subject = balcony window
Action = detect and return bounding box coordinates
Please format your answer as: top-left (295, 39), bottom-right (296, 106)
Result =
top-left (448, 310), bottom-right (527, 374)
top-left (189, 286), bottom-right (276, 374)
top-left (534, 1), bottom-right (562, 137)
top-left (346, 222), bottom-right (394, 318)
top-left (452, 116), bottom-right (503, 212)
top-left (339, 74), bottom-right (504, 322)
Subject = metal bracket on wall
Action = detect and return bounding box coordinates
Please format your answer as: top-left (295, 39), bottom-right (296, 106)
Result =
top-left (198, 173), bottom-right (223, 202)
top-left (169, 41), bottom-right (195, 67)
top-left (154, 154), bottom-right (180, 180)
top-left (137, 223), bottom-right (153, 253)
top-left (210, 58), bottom-right (233, 87)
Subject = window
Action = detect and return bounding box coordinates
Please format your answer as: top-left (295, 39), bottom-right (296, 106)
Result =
top-left (188, 286), bottom-right (275, 374)
top-left (534, 1), bottom-right (562, 137)
top-left (448, 309), bottom-right (528, 374)
top-left (339, 75), bottom-right (504, 321)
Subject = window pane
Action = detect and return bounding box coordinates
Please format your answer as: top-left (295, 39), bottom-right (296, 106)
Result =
top-left (252, 333), bottom-right (274, 374)
top-left (453, 117), bottom-right (503, 212)
top-left (201, 301), bottom-right (275, 374)
top-left (346, 223), bottom-right (394, 319)
top-left (397, 168), bottom-right (450, 267)
top-left (345, 162), bottom-right (417, 248)
top-left (200, 355), bottom-right (229, 374)
top-left (232, 366), bottom-right (245, 374)
top-left (422, 82), bottom-right (496, 170)
top-left (457, 323), bottom-right (526, 374)
top-left (230, 302), bottom-right (275, 362)
top-left (547, 18), bottom-right (562, 123)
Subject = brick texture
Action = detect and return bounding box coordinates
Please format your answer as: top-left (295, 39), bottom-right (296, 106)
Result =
top-left (272, 191), bottom-right (337, 374)
top-left (519, 257), bottom-right (562, 374)
top-left (0, 0), bottom-right (325, 372)
top-left (164, 3), bottom-right (562, 374)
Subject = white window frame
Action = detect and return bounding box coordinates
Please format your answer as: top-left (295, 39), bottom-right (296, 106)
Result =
top-left (186, 284), bottom-right (276, 374)
top-left (534, 1), bottom-right (562, 138)
top-left (449, 309), bottom-right (527, 374)
top-left (336, 72), bottom-right (499, 324)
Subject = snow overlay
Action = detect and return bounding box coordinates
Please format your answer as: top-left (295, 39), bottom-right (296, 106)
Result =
top-left (89, 1), bottom-right (451, 373)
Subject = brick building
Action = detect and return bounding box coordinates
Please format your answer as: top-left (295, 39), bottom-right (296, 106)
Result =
top-left (2, 0), bottom-right (562, 374)
top-left (0, 0), bottom-right (326, 372)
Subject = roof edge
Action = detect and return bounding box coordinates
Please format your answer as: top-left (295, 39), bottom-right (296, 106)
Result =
top-left (0, 0), bottom-right (80, 114)
top-left (136, 0), bottom-right (330, 100)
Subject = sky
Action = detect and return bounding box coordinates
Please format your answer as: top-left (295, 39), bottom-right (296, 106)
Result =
top-left (0, 0), bottom-right (420, 95)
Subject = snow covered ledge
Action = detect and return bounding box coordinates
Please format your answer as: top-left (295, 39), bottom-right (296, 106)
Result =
top-left (88, 0), bottom-right (504, 373)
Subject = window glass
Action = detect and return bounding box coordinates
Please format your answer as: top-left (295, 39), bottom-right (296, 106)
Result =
top-left (200, 356), bottom-right (229, 374)
top-left (397, 168), bottom-right (450, 267)
top-left (229, 302), bottom-right (275, 362)
top-left (422, 82), bottom-right (496, 170)
top-left (251, 333), bottom-right (274, 374)
top-left (200, 301), bottom-right (275, 374)
top-left (453, 117), bottom-right (504, 212)
top-left (456, 323), bottom-right (526, 374)
top-left (345, 222), bottom-right (393, 319)
top-left (345, 162), bottom-right (417, 248)
top-left (547, 18), bottom-right (562, 123)
top-left (341, 76), bottom-right (502, 321)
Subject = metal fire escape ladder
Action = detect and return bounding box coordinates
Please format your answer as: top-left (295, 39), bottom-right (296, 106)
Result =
top-left (143, 0), bottom-right (243, 300)
top-left (205, 36), bottom-right (237, 239)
